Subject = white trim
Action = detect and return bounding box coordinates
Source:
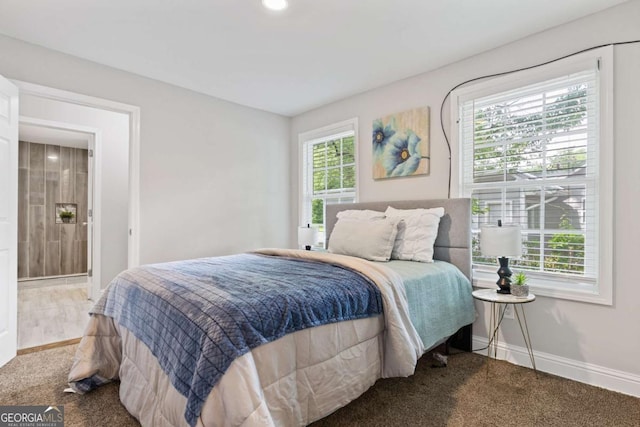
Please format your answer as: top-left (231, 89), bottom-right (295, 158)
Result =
top-left (11, 80), bottom-right (141, 269)
top-left (472, 335), bottom-right (640, 398)
top-left (87, 131), bottom-right (97, 301)
top-left (473, 272), bottom-right (609, 305)
top-left (127, 108), bottom-right (141, 268)
top-left (0, 76), bottom-right (18, 368)
top-left (596, 46), bottom-right (614, 306)
top-left (18, 116), bottom-right (102, 301)
top-left (298, 118), bottom-right (359, 143)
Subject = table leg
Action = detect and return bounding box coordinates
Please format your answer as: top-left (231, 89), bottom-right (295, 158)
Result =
top-left (514, 304), bottom-right (537, 377)
top-left (486, 302), bottom-right (494, 375)
top-left (493, 303), bottom-right (499, 359)
top-left (486, 302), bottom-right (506, 375)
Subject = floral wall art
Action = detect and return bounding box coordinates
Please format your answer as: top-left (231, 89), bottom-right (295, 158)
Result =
top-left (372, 107), bottom-right (430, 179)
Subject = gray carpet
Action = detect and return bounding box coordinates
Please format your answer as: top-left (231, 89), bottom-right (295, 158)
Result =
top-left (0, 345), bottom-right (638, 426)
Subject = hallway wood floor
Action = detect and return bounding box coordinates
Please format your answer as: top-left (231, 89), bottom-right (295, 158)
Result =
top-left (18, 277), bottom-right (94, 349)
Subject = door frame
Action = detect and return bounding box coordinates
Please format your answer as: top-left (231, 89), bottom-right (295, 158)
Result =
top-left (12, 80), bottom-right (141, 271)
top-left (19, 116), bottom-right (102, 300)
top-left (0, 76), bottom-right (18, 367)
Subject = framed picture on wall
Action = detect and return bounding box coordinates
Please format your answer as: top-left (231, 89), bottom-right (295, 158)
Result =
top-left (373, 106), bottom-right (430, 179)
top-left (55, 203), bottom-right (77, 224)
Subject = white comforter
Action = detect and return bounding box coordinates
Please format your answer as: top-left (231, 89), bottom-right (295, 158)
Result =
top-left (68, 249), bottom-right (424, 426)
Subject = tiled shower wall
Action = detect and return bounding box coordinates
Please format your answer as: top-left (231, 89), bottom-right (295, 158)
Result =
top-left (18, 141), bottom-right (88, 279)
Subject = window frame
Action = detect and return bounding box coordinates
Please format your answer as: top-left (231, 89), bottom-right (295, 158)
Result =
top-left (298, 118), bottom-right (359, 248)
top-left (451, 47), bottom-right (613, 305)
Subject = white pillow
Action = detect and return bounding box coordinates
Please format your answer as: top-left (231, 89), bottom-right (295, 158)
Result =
top-left (328, 217), bottom-right (400, 262)
top-left (384, 206), bottom-right (445, 262)
top-left (336, 209), bottom-right (385, 221)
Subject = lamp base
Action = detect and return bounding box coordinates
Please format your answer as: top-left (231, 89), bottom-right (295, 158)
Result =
top-left (496, 286), bottom-right (511, 294)
top-left (495, 256), bottom-right (512, 294)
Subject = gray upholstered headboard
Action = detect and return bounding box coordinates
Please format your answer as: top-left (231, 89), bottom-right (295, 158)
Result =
top-left (325, 198), bottom-right (472, 280)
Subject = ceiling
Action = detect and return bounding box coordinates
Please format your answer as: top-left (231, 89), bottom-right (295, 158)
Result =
top-left (0, 0), bottom-right (628, 116)
top-left (19, 124), bottom-right (90, 149)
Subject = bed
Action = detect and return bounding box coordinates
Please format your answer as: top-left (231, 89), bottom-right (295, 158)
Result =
top-left (68, 198), bottom-right (474, 426)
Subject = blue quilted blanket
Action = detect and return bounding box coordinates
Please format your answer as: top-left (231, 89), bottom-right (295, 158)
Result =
top-left (80, 253), bottom-right (383, 426)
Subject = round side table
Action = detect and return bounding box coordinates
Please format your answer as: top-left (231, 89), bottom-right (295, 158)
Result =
top-left (472, 288), bottom-right (537, 375)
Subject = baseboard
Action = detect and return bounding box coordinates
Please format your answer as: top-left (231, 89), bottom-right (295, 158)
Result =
top-left (17, 337), bottom-right (81, 355)
top-left (472, 335), bottom-right (640, 398)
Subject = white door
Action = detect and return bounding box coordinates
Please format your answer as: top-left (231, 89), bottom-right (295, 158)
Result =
top-left (0, 75), bottom-right (19, 367)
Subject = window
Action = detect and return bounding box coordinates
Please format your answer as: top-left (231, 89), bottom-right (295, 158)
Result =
top-left (299, 119), bottom-right (358, 248)
top-left (453, 47), bottom-right (613, 304)
top-left (484, 200), bottom-right (512, 225)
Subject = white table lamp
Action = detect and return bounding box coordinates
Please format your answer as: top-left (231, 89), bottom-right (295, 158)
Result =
top-left (298, 224), bottom-right (317, 250)
top-left (481, 221), bottom-right (522, 294)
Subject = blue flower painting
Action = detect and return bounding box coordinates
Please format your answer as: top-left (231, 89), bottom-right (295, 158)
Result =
top-left (372, 118), bottom-right (396, 158)
top-left (373, 107), bottom-right (430, 179)
top-left (382, 131), bottom-right (422, 177)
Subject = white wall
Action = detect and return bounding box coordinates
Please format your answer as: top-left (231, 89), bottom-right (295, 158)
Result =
top-left (291, 1), bottom-right (640, 393)
top-left (0, 34), bottom-right (291, 286)
top-left (19, 95), bottom-right (129, 289)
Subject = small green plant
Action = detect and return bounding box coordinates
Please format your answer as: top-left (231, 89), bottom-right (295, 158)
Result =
top-left (513, 271), bottom-right (528, 286)
top-left (59, 210), bottom-right (74, 220)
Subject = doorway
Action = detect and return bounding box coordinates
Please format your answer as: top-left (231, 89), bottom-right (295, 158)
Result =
top-left (13, 81), bottom-right (139, 356)
top-left (16, 119), bottom-right (98, 350)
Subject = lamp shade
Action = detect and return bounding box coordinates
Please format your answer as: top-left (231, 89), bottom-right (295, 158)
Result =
top-left (480, 224), bottom-right (522, 258)
top-left (298, 225), bottom-right (318, 248)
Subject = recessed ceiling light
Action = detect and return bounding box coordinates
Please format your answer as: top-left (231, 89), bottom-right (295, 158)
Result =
top-left (262, 0), bottom-right (288, 11)
top-left (47, 155), bottom-right (58, 160)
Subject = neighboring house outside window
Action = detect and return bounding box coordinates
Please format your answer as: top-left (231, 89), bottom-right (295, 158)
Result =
top-left (452, 47), bottom-right (613, 305)
top-left (299, 119), bottom-right (358, 248)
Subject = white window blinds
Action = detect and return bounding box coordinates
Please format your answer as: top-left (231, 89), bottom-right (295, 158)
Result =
top-left (460, 65), bottom-right (600, 284)
top-left (300, 119), bottom-right (358, 247)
